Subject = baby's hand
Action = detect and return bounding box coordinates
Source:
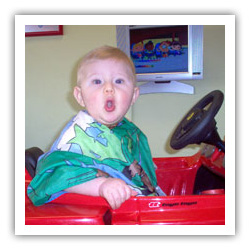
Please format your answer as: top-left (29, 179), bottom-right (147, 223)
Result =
top-left (99, 178), bottom-right (137, 209)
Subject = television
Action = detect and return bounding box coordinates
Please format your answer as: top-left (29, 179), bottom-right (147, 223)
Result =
top-left (116, 25), bottom-right (203, 94)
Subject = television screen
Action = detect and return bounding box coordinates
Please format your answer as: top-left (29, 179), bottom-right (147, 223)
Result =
top-left (116, 25), bottom-right (203, 94)
top-left (129, 25), bottom-right (189, 75)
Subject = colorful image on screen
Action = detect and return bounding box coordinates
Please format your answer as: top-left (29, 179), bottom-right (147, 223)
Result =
top-left (129, 26), bottom-right (189, 74)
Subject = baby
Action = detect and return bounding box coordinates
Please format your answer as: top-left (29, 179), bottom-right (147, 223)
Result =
top-left (27, 46), bottom-right (160, 209)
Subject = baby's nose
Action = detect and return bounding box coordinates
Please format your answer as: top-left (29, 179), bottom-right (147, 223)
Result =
top-left (104, 82), bottom-right (115, 94)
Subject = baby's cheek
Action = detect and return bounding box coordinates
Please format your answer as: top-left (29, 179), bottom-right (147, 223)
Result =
top-left (85, 94), bottom-right (99, 108)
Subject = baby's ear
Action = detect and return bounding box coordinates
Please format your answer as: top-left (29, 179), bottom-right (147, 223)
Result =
top-left (73, 86), bottom-right (85, 107)
top-left (131, 86), bottom-right (140, 105)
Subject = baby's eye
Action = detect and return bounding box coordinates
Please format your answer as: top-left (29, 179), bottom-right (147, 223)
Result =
top-left (115, 79), bottom-right (124, 84)
top-left (92, 79), bottom-right (102, 85)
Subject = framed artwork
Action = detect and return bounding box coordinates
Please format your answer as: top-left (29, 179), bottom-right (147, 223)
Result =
top-left (25, 25), bottom-right (63, 37)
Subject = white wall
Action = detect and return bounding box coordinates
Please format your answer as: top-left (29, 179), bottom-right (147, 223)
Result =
top-left (25, 25), bottom-right (225, 157)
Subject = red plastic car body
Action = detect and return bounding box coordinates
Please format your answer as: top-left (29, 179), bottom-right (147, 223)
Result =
top-left (25, 145), bottom-right (225, 225)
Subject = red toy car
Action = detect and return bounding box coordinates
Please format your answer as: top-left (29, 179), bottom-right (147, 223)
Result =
top-left (25, 90), bottom-right (225, 225)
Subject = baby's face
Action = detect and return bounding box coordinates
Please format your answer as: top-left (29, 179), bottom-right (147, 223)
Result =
top-left (74, 59), bottom-right (139, 127)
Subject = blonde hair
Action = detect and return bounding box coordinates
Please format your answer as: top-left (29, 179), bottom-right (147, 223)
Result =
top-left (77, 46), bottom-right (136, 86)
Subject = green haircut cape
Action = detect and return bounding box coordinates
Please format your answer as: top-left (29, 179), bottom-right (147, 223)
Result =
top-left (27, 110), bottom-right (161, 206)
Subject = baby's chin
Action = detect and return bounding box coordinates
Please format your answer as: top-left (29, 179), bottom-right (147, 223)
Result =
top-left (97, 117), bottom-right (122, 128)
top-left (101, 119), bottom-right (120, 128)
top-left (90, 110), bottom-right (126, 128)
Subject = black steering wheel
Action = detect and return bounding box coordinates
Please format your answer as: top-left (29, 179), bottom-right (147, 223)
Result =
top-left (170, 90), bottom-right (225, 152)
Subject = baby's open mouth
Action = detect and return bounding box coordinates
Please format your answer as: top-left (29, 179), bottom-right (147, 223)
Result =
top-left (105, 99), bottom-right (115, 112)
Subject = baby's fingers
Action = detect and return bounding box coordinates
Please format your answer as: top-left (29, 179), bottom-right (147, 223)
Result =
top-left (108, 194), bottom-right (119, 210)
top-left (108, 187), bottom-right (130, 209)
top-left (109, 191), bottom-right (125, 210)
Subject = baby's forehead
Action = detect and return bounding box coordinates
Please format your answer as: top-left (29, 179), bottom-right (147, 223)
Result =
top-left (80, 58), bottom-right (132, 74)
top-left (82, 58), bottom-right (126, 67)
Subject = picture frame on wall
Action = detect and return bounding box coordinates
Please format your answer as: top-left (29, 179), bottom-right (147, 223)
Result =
top-left (25, 25), bottom-right (63, 37)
